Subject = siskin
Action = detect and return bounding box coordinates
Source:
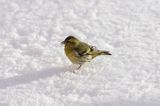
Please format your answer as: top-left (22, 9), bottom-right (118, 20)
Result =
top-left (62, 36), bottom-right (111, 69)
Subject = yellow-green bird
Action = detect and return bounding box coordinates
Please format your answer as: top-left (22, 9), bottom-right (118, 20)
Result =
top-left (62, 36), bottom-right (111, 69)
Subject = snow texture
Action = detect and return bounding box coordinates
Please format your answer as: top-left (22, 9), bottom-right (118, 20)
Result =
top-left (0, 0), bottom-right (160, 106)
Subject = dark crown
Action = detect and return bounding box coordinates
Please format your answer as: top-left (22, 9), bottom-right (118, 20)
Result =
top-left (65, 36), bottom-right (76, 41)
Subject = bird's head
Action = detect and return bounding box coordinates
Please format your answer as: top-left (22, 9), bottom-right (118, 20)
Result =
top-left (61, 36), bottom-right (80, 45)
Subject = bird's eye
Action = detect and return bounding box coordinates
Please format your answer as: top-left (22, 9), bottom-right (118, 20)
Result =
top-left (91, 46), bottom-right (97, 50)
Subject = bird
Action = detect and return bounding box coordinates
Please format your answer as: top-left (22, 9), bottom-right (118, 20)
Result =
top-left (61, 36), bottom-right (111, 69)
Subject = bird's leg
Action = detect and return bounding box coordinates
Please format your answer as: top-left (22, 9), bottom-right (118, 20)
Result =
top-left (72, 64), bottom-right (82, 73)
top-left (77, 64), bottom-right (82, 69)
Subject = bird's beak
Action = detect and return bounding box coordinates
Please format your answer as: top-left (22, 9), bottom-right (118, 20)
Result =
top-left (61, 40), bottom-right (66, 44)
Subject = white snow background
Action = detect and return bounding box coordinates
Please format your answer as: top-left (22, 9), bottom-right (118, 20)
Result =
top-left (0, 0), bottom-right (160, 106)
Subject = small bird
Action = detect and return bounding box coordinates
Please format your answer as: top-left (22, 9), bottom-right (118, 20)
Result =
top-left (62, 36), bottom-right (111, 69)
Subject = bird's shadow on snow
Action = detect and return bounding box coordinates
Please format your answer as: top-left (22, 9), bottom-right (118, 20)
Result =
top-left (0, 65), bottom-right (77, 89)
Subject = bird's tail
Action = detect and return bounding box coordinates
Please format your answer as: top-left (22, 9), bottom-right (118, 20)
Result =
top-left (99, 50), bottom-right (112, 55)
top-left (89, 50), bottom-right (112, 59)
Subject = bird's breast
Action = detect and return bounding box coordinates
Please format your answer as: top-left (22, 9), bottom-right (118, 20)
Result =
top-left (64, 45), bottom-right (80, 64)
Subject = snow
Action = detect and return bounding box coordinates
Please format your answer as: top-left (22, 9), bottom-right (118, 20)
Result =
top-left (0, 0), bottom-right (160, 106)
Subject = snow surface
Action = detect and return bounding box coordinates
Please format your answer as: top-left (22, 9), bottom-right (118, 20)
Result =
top-left (0, 0), bottom-right (160, 106)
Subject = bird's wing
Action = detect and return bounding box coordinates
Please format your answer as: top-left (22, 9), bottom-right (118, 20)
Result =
top-left (74, 42), bottom-right (93, 56)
